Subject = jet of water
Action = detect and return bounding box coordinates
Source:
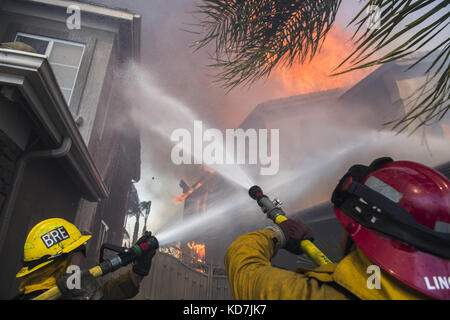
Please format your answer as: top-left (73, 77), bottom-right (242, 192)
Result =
top-left (127, 62), bottom-right (255, 190)
top-left (154, 129), bottom-right (380, 247)
top-left (154, 128), bottom-right (450, 248)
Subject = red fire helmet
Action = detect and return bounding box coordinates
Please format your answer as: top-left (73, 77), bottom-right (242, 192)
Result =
top-left (332, 158), bottom-right (450, 300)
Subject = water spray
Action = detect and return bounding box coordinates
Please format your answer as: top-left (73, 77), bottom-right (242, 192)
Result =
top-left (248, 185), bottom-right (332, 266)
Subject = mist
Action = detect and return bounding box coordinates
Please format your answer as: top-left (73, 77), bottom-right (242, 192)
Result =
top-left (120, 59), bottom-right (449, 251)
top-left (83, 1), bottom-right (449, 246)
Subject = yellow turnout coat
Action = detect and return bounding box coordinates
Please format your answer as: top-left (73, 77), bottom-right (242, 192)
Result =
top-left (224, 229), bottom-right (428, 300)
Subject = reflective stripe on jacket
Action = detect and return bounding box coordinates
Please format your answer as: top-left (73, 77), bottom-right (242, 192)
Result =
top-left (224, 229), bottom-right (428, 300)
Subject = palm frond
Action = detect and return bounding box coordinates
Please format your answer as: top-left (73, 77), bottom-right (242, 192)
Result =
top-left (192, 0), bottom-right (342, 89)
top-left (334, 0), bottom-right (450, 132)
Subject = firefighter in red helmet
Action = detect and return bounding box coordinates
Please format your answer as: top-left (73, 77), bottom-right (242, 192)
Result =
top-left (225, 157), bottom-right (450, 300)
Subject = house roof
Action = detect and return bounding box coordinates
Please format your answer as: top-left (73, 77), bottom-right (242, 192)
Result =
top-left (2, 0), bottom-right (141, 61)
top-left (0, 48), bottom-right (109, 201)
top-left (28, 0), bottom-right (139, 20)
top-left (243, 52), bottom-right (438, 126)
top-left (252, 88), bottom-right (345, 115)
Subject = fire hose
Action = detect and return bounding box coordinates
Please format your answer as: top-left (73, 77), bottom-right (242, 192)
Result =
top-left (32, 235), bottom-right (159, 300)
top-left (248, 185), bottom-right (332, 266)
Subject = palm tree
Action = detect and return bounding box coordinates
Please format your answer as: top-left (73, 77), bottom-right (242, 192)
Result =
top-left (139, 201), bottom-right (152, 235)
top-left (123, 228), bottom-right (131, 247)
top-left (126, 184), bottom-right (141, 244)
top-left (192, 0), bottom-right (449, 132)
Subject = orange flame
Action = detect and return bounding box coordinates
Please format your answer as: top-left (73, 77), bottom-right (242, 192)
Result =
top-left (270, 27), bottom-right (374, 97)
top-left (173, 182), bottom-right (203, 203)
top-left (187, 241), bottom-right (206, 264)
top-left (203, 166), bottom-right (215, 174)
top-left (217, 26), bottom-right (376, 128)
top-left (202, 192), bottom-right (208, 213)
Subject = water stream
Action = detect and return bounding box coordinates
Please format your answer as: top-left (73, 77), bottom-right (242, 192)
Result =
top-left (126, 64), bottom-right (450, 249)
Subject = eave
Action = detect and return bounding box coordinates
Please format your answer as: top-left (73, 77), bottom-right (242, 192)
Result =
top-left (0, 48), bottom-right (109, 201)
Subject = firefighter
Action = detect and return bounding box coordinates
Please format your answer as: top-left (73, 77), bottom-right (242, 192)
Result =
top-left (225, 158), bottom-right (450, 300)
top-left (14, 218), bottom-right (156, 300)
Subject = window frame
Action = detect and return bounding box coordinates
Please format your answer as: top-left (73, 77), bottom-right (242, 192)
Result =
top-left (2, 21), bottom-right (98, 118)
top-left (14, 32), bottom-right (86, 106)
top-left (100, 219), bottom-right (110, 245)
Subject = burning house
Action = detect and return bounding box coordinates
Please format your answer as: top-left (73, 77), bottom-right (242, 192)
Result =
top-left (0, 0), bottom-right (141, 298)
top-left (177, 54), bottom-right (450, 271)
top-left (174, 167), bottom-right (237, 270)
top-left (130, 52), bottom-right (449, 300)
top-left (123, 167), bottom-right (235, 300)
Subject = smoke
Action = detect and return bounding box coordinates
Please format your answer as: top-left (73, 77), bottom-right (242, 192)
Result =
top-left (250, 103), bottom-right (450, 215)
top-left (100, 0), bottom-right (374, 238)
top-left (119, 62), bottom-right (203, 233)
top-left (156, 116), bottom-right (450, 249)
top-left (121, 62), bottom-right (260, 234)
top-left (85, 1), bottom-right (449, 247)
top-left (86, 0), bottom-right (374, 128)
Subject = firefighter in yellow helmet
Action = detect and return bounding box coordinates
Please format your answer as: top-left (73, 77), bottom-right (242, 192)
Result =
top-left (14, 218), bottom-right (156, 300)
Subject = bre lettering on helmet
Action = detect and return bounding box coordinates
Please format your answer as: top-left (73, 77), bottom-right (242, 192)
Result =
top-left (41, 226), bottom-right (70, 248)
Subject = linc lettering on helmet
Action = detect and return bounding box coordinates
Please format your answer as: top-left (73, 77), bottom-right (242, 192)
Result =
top-left (41, 226), bottom-right (70, 248)
top-left (424, 276), bottom-right (450, 291)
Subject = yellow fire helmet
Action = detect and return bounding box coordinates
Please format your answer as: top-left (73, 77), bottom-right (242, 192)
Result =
top-left (16, 218), bottom-right (91, 278)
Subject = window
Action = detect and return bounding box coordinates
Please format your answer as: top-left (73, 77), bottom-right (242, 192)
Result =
top-left (99, 220), bottom-right (110, 245)
top-left (14, 33), bottom-right (85, 109)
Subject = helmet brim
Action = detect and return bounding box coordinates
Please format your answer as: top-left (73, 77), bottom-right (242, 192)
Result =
top-left (16, 234), bottom-right (91, 278)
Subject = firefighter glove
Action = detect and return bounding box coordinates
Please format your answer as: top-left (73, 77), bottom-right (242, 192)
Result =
top-left (278, 219), bottom-right (314, 255)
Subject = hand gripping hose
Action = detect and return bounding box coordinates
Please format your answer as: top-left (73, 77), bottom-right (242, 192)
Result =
top-left (33, 236), bottom-right (159, 300)
top-left (249, 185), bottom-right (332, 266)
